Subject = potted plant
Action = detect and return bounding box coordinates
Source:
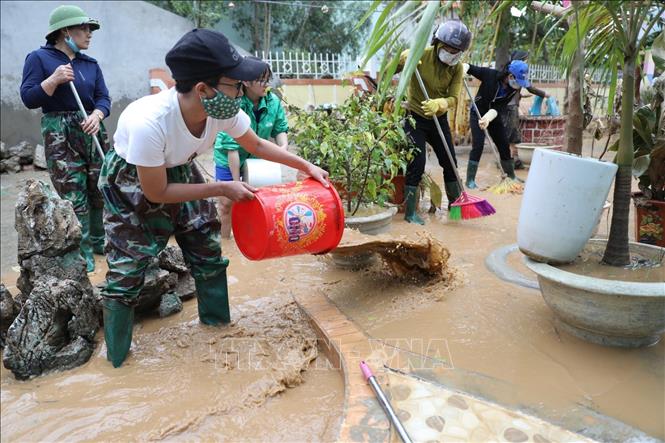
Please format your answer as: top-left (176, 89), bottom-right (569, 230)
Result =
top-left (290, 92), bottom-right (414, 235)
top-left (630, 74), bottom-right (665, 247)
top-left (522, 1), bottom-right (665, 348)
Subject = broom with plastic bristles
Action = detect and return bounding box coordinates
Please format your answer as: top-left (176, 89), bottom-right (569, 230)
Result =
top-left (414, 69), bottom-right (495, 220)
top-left (462, 78), bottom-right (524, 195)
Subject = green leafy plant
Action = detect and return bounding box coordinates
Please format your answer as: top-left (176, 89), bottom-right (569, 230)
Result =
top-left (290, 92), bottom-right (415, 216)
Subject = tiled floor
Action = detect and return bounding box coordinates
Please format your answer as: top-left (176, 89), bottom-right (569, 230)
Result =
top-left (386, 371), bottom-right (596, 443)
top-left (296, 292), bottom-right (597, 443)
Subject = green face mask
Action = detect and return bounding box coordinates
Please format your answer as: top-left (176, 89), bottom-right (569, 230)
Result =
top-left (201, 88), bottom-right (241, 120)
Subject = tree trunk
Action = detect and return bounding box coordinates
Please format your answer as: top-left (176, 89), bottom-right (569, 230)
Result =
top-left (565, 40), bottom-right (584, 155)
top-left (252, 1), bottom-right (261, 51)
top-left (602, 53), bottom-right (637, 266)
top-left (495, 7), bottom-right (511, 71)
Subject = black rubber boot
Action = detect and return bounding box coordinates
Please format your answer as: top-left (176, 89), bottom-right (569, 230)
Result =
top-left (103, 299), bottom-right (135, 368)
top-left (404, 185), bottom-right (425, 225)
top-left (466, 161), bottom-right (479, 189)
top-left (500, 159), bottom-right (522, 181)
top-left (444, 181), bottom-right (461, 210)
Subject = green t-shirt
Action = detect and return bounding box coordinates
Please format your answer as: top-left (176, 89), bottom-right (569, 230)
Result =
top-left (398, 45), bottom-right (463, 119)
top-left (213, 91), bottom-right (289, 168)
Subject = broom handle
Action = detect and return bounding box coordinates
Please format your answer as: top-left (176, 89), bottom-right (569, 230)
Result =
top-left (462, 77), bottom-right (507, 176)
top-left (414, 68), bottom-right (465, 192)
top-left (69, 81), bottom-right (106, 159)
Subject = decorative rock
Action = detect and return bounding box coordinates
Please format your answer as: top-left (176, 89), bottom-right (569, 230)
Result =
top-left (1, 156), bottom-right (22, 173)
top-left (0, 284), bottom-right (20, 348)
top-left (158, 245), bottom-right (189, 273)
top-left (174, 272), bottom-right (197, 300)
top-left (2, 278), bottom-right (98, 380)
top-left (15, 180), bottom-right (81, 260)
top-left (3, 179), bottom-right (98, 380)
top-left (158, 291), bottom-right (183, 317)
top-left (33, 144), bottom-right (47, 169)
top-left (135, 266), bottom-right (178, 313)
top-left (8, 141), bottom-right (34, 165)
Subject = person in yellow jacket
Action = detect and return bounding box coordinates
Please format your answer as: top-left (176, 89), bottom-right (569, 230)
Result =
top-left (397, 20), bottom-right (471, 224)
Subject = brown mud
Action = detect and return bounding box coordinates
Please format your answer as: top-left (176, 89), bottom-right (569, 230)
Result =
top-left (1, 293), bottom-right (343, 442)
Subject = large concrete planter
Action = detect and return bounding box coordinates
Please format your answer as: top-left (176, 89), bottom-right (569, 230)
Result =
top-left (344, 205), bottom-right (397, 235)
top-left (515, 143), bottom-right (562, 165)
top-left (331, 205), bottom-right (397, 268)
top-left (525, 239), bottom-right (665, 348)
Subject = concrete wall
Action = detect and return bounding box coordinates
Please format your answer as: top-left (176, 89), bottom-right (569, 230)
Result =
top-left (0, 1), bottom-right (194, 146)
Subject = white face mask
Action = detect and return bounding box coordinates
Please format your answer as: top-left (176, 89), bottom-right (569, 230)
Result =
top-left (508, 78), bottom-right (521, 90)
top-left (438, 48), bottom-right (462, 66)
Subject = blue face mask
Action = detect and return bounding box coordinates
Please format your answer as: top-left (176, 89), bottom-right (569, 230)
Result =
top-left (65, 35), bottom-right (80, 53)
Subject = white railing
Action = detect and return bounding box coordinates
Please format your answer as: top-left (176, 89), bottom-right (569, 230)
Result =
top-left (256, 51), bottom-right (608, 84)
top-left (255, 51), bottom-right (356, 79)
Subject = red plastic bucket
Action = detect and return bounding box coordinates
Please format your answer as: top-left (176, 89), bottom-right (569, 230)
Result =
top-left (232, 179), bottom-right (345, 260)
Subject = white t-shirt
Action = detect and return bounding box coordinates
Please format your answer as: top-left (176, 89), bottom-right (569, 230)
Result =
top-left (113, 88), bottom-right (251, 168)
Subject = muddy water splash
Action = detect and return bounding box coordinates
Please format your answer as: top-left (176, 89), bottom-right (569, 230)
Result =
top-left (334, 229), bottom-right (454, 280)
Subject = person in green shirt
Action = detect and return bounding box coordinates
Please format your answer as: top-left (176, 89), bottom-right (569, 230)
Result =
top-left (213, 61), bottom-right (289, 238)
top-left (398, 20), bottom-right (471, 225)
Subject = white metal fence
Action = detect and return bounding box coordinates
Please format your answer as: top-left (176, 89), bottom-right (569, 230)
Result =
top-left (257, 51), bottom-right (609, 83)
top-left (255, 51), bottom-right (356, 79)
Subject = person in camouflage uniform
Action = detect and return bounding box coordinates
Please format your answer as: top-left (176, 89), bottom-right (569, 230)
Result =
top-left (100, 29), bottom-right (329, 368)
top-left (20, 5), bottom-right (111, 272)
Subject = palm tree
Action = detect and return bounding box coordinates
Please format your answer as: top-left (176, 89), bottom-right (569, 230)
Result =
top-left (558, 1), bottom-right (664, 266)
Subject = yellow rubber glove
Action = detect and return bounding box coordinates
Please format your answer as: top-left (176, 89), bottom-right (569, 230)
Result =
top-left (399, 49), bottom-right (409, 66)
top-left (478, 109), bottom-right (498, 129)
top-left (421, 98), bottom-right (449, 117)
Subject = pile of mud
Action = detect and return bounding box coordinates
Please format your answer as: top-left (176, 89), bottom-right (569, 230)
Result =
top-left (333, 229), bottom-right (452, 280)
top-left (1, 295), bottom-right (321, 441)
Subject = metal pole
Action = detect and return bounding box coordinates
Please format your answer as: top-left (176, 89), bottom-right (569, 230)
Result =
top-left (461, 77), bottom-right (506, 175)
top-left (360, 361), bottom-right (413, 443)
top-left (68, 81), bottom-right (105, 159)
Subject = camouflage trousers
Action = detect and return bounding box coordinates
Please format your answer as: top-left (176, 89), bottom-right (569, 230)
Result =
top-left (98, 150), bottom-right (226, 305)
top-left (41, 111), bottom-right (110, 266)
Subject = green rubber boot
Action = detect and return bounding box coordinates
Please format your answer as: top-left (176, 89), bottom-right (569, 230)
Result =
top-left (90, 207), bottom-right (105, 254)
top-left (404, 185), bottom-right (425, 225)
top-left (466, 161), bottom-right (479, 189)
top-left (500, 159), bottom-right (523, 182)
top-left (444, 181), bottom-right (461, 210)
top-left (196, 258), bottom-right (231, 325)
top-left (77, 212), bottom-right (95, 272)
top-left (103, 299), bottom-right (135, 368)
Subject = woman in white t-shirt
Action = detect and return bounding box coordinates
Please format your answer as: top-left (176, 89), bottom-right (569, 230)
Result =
top-left (99, 29), bottom-right (329, 368)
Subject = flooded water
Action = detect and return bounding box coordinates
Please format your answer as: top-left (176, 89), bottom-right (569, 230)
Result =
top-left (2, 163), bottom-right (663, 441)
top-left (558, 243), bottom-right (665, 283)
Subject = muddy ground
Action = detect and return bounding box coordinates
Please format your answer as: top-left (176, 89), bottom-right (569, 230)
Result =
top-left (1, 146), bottom-right (663, 441)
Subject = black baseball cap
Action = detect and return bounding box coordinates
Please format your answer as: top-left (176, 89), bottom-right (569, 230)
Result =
top-left (165, 29), bottom-right (267, 81)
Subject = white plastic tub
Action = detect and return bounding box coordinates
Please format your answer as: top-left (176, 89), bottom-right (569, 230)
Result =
top-left (517, 149), bottom-right (617, 264)
top-left (242, 158), bottom-right (283, 187)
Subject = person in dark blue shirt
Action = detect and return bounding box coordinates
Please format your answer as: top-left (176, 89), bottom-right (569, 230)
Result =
top-left (463, 60), bottom-right (530, 189)
top-left (20, 5), bottom-right (111, 272)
